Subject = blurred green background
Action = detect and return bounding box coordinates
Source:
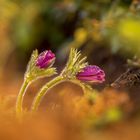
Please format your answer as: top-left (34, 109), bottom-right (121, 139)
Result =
top-left (0, 0), bottom-right (140, 79)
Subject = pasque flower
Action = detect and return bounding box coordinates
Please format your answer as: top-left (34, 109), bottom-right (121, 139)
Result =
top-left (16, 49), bottom-right (56, 118)
top-left (31, 49), bottom-right (105, 112)
top-left (76, 65), bottom-right (105, 83)
top-left (36, 50), bottom-right (55, 69)
top-left (31, 48), bottom-right (87, 112)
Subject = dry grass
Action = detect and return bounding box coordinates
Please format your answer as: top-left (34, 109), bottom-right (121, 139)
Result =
top-left (0, 77), bottom-right (140, 140)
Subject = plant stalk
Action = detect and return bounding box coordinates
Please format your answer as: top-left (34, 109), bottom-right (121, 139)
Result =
top-left (16, 79), bottom-right (30, 117)
top-left (31, 76), bottom-right (64, 112)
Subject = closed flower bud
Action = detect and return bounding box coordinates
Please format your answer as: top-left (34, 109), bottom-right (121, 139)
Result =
top-left (76, 65), bottom-right (105, 83)
top-left (36, 50), bottom-right (55, 69)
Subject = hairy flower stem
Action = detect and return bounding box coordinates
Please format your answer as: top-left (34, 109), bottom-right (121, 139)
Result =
top-left (31, 76), bottom-right (90, 112)
top-left (31, 76), bottom-right (64, 112)
top-left (16, 79), bottom-right (30, 117)
top-left (70, 80), bottom-right (87, 93)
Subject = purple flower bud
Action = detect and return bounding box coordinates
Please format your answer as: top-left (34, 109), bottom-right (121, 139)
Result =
top-left (76, 65), bottom-right (105, 83)
top-left (36, 50), bottom-right (55, 69)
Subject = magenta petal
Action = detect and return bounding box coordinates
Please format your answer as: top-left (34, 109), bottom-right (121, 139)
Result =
top-left (36, 50), bottom-right (55, 69)
top-left (77, 65), bottom-right (104, 76)
top-left (77, 75), bottom-right (105, 83)
top-left (76, 65), bottom-right (105, 83)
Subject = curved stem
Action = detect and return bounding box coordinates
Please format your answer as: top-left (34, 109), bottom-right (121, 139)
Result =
top-left (69, 79), bottom-right (86, 93)
top-left (16, 79), bottom-right (30, 117)
top-left (31, 76), bottom-right (64, 112)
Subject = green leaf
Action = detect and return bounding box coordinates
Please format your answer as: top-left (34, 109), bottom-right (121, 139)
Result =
top-left (61, 48), bottom-right (88, 78)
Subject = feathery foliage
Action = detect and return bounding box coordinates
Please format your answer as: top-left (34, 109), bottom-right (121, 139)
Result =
top-left (25, 50), bottom-right (57, 82)
top-left (61, 48), bottom-right (88, 79)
